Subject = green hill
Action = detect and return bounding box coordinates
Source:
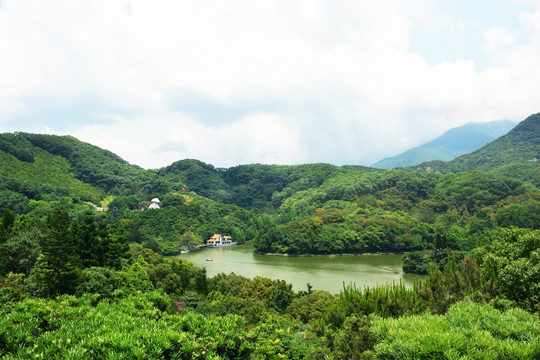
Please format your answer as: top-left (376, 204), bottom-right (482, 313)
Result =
top-left (2, 113), bottom-right (538, 216)
top-left (158, 161), bottom-right (367, 209)
top-left (0, 132), bottom-right (174, 214)
top-left (413, 113), bottom-right (540, 178)
top-left (446, 113), bottom-right (540, 171)
top-left (19, 133), bottom-right (163, 195)
top-left (0, 133), bottom-right (106, 213)
top-left (1, 125), bottom-right (540, 260)
top-left (0, 132), bottom-right (369, 213)
top-left (373, 120), bottom-right (516, 169)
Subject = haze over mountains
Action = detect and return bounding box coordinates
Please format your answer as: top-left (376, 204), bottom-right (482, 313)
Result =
top-left (372, 120), bottom-right (518, 169)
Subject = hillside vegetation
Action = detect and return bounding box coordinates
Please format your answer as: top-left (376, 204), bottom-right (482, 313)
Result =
top-left (0, 113), bottom-right (539, 358)
top-left (414, 113), bottom-right (540, 174)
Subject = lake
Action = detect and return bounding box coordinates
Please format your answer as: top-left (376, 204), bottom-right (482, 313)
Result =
top-left (178, 242), bottom-right (423, 294)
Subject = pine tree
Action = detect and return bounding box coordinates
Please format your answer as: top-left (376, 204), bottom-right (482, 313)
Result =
top-left (72, 210), bottom-right (101, 267)
top-left (0, 209), bottom-right (15, 243)
top-left (104, 232), bottom-right (129, 270)
top-left (29, 208), bottom-right (81, 297)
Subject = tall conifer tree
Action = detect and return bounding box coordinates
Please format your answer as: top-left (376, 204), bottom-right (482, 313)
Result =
top-left (30, 208), bottom-right (80, 297)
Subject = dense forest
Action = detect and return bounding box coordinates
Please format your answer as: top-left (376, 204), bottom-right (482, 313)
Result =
top-left (0, 113), bottom-right (539, 358)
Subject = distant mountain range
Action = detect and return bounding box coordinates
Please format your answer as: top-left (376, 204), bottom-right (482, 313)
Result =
top-left (415, 113), bottom-right (540, 184)
top-left (372, 120), bottom-right (517, 169)
top-left (1, 113), bottom-right (539, 214)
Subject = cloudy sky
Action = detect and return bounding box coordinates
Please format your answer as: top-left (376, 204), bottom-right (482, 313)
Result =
top-left (1, 0), bottom-right (539, 169)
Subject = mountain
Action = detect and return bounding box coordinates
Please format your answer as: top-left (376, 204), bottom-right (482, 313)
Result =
top-left (0, 132), bottom-right (170, 214)
top-left (412, 113), bottom-right (540, 186)
top-left (1, 113), bottom-right (538, 216)
top-left (444, 113), bottom-right (540, 171)
top-left (0, 133), bottom-right (104, 213)
top-left (0, 132), bottom-right (370, 212)
top-left (372, 120), bottom-right (517, 169)
top-left (0, 132), bottom-right (164, 196)
top-left (157, 160), bottom-right (361, 209)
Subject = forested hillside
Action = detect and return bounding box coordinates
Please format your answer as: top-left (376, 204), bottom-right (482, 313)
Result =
top-left (414, 113), bottom-right (540, 174)
top-left (0, 133), bottom-right (106, 213)
top-left (0, 113), bottom-right (539, 358)
top-left (157, 160), bottom-right (369, 209)
top-left (1, 116), bottom-right (539, 258)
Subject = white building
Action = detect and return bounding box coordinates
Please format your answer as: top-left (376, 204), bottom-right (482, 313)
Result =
top-left (148, 197), bottom-right (161, 209)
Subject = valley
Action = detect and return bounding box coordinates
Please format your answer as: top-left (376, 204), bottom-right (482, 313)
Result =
top-left (0, 113), bottom-right (539, 358)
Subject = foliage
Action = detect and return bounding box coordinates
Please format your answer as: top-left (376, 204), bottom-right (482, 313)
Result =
top-left (0, 144), bottom-right (105, 212)
top-left (471, 228), bottom-right (540, 313)
top-left (402, 251), bottom-right (432, 274)
top-left (433, 171), bottom-right (522, 212)
top-left (0, 224), bottom-right (44, 276)
top-left (369, 300), bottom-right (540, 359)
top-left (26, 208), bottom-right (81, 297)
top-left (0, 291), bottom-right (315, 359)
top-left (1, 118), bottom-right (540, 357)
top-left (286, 290), bottom-right (335, 323)
top-left (21, 133), bottom-right (164, 195)
top-left (495, 201), bottom-right (540, 229)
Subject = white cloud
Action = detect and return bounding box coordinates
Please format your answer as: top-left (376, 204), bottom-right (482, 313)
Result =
top-left (71, 112), bottom-right (302, 169)
top-left (1, 0), bottom-right (539, 168)
top-left (483, 27), bottom-right (518, 52)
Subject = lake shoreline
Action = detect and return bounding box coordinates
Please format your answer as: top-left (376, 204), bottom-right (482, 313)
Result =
top-left (255, 251), bottom-right (406, 257)
top-left (245, 240), bottom-right (406, 258)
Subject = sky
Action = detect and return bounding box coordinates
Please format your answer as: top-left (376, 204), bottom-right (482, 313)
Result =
top-left (1, 0), bottom-right (540, 169)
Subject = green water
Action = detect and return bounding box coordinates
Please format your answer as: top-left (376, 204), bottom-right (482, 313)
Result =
top-left (179, 242), bottom-right (423, 294)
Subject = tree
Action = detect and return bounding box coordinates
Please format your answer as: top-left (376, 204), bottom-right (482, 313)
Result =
top-left (120, 256), bottom-right (154, 293)
top-left (402, 251), bottom-right (432, 275)
top-left (180, 230), bottom-right (203, 249)
top-left (285, 290), bottom-right (335, 323)
top-left (496, 202), bottom-right (540, 229)
top-left (104, 232), bottom-right (129, 270)
top-left (473, 228), bottom-right (540, 312)
top-left (0, 209), bottom-right (15, 243)
top-left (194, 267), bottom-right (208, 295)
top-left (27, 208), bottom-right (81, 297)
top-left (75, 266), bottom-right (122, 298)
top-left (0, 226), bottom-right (44, 276)
top-left (147, 262), bottom-right (183, 296)
top-left (72, 210), bottom-right (101, 268)
top-left (269, 279), bottom-right (294, 313)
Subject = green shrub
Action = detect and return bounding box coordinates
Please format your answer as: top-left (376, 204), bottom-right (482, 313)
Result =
top-left (370, 301), bottom-right (540, 359)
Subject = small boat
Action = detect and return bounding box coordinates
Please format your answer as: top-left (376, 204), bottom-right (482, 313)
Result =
top-left (206, 258), bottom-right (213, 262)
